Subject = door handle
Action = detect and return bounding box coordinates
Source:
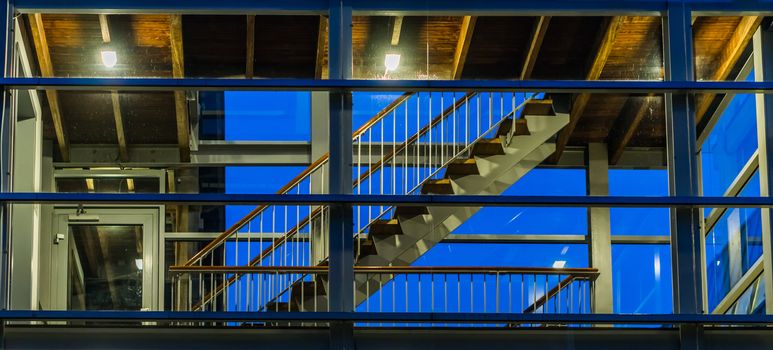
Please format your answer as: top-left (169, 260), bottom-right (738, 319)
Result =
top-left (54, 233), bottom-right (65, 245)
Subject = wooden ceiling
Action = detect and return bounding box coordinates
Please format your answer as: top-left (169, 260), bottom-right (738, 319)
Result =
top-left (23, 14), bottom-right (761, 164)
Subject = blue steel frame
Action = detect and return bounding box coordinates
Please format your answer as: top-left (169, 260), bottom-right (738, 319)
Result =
top-left (0, 1), bottom-right (772, 349)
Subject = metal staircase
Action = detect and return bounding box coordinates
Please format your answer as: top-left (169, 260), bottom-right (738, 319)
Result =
top-left (173, 91), bottom-right (573, 314)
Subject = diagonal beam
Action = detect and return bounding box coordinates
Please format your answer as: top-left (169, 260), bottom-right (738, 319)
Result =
top-left (29, 14), bottom-right (69, 161)
top-left (390, 16), bottom-right (403, 46)
top-left (451, 16), bottom-right (476, 80)
top-left (170, 14), bottom-right (190, 162)
top-left (695, 16), bottom-right (761, 125)
top-left (606, 94), bottom-right (655, 164)
top-left (99, 14), bottom-right (129, 162)
top-left (548, 16), bottom-right (623, 164)
top-left (245, 15), bottom-right (255, 79)
top-left (314, 15), bottom-right (327, 79)
top-left (520, 16), bottom-right (551, 80)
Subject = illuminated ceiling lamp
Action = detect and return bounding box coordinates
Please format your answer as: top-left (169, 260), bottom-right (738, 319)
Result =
top-left (101, 49), bottom-right (117, 68)
top-left (384, 53), bottom-right (401, 72)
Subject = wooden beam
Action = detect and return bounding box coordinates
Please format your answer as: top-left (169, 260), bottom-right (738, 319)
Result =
top-left (170, 15), bottom-right (190, 162)
top-left (548, 16), bottom-right (624, 164)
top-left (519, 16), bottom-right (551, 80)
top-left (98, 14), bottom-right (111, 43)
top-left (245, 15), bottom-right (255, 79)
top-left (29, 14), bottom-right (69, 161)
top-left (606, 94), bottom-right (655, 164)
top-left (451, 16), bottom-right (477, 80)
top-left (390, 16), bottom-right (404, 46)
top-left (314, 15), bottom-right (327, 79)
top-left (695, 16), bottom-right (762, 125)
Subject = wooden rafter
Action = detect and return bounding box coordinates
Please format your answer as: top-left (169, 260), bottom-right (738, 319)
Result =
top-left (606, 94), bottom-right (654, 164)
top-left (451, 16), bottom-right (477, 80)
top-left (29, 14), bottom-right (69, 161)
top-left (245, 15), bottom-right (255, 79)
top-left (98, 14), bottom-right (129, 162)
top-left (548, 16), bottom-right (624, 164)
top-left (314, 15), bottom-right (327, 79)
top-left (390, 16), bottom-right (404, 46)
top-left (170, 15), bottom-right (191, 162)
top-left (695, 16), bottom-right (762, 125)
top-left (520, 16), bottom-right (551, 80)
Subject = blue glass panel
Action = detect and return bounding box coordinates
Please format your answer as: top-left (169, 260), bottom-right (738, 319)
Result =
top-left (701, 73), bottom-right (756, 199)
top-left (705, 171), bottom-right (762, 311)
top-left (224, 91), bottom-right (311, 141)
top-left (609, 170), bottom-right (669, 235)
top-left (414, 243), bottom-right (588, 268)
top-left (612, 244), bottom-right (672, 313)
top-left (453, 169), bottom-right (587, 234)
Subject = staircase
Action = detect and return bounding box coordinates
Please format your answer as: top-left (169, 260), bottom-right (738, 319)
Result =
top-left (175, 91), bottom-right (571, 313)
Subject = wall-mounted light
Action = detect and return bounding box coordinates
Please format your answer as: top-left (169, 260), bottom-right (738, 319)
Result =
top-left (552, 260), bottom-right (566, 268)
top-left (135, 258), bottom-right (143, 270)
top-left (384, 53), bottom-right (401, 72)
top-left (101, 50), bottom-right (117, 68)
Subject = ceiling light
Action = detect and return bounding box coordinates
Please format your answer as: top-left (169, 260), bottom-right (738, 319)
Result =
top-left (384, 53), bottom-right (401, 72)
top-left (552, 260), bottom-right (566, 268)
top-left (101, 50), bottom-right (117, 68)
top-left (135, 258), bottom-right (143, 270)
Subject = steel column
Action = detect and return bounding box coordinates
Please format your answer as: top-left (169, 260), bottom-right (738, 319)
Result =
top-left (327, 0), bottom-right (354, 348)
top-left (586, 143), bottom-right (613, 314)
top-left (753, 20), bottom-right (773, 314)
top-left (663, 3), bottom-right (703, 349)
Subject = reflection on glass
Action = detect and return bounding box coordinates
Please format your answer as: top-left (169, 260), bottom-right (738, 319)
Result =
top-left (612, 244), bottom-right (672, 314)
top-left (56, 177), bottom-right (159, 193)
top-left (68, 225), bottom-right (143, 310)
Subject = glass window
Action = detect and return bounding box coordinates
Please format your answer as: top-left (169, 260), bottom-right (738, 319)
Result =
top-left (415, 243), bottom-right (588, 268)
top-left (609, 169), bottom-right (669, 236)
top-left (612, 244), bottom-right (672, 313)
top-left (224, 91), bottom-right (311, 141)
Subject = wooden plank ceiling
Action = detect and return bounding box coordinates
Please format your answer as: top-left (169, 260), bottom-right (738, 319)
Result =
top-left (25, 14), bottom-right (759, 163)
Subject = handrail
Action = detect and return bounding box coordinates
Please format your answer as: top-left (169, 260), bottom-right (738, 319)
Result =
top-left (170, 265), bottom-right (600, 276)
top-left (183, 92), bottom-right (415, 267)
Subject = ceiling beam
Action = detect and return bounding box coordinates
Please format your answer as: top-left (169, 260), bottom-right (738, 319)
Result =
top-left (548, 16), bottom-right (623, 164)
top-left (29, 14), bottom-right (69, 161)
top-left (606, 94), bottom-right (655, 164)
top-left (695, 16), bottom-right (761, 125)
top-left (170, 14), bottom-right (191, 162)
top-left (520, 16), bottom-right (551, 80)
top-left (390, 16), bottom-right (403, 46)
top-left (98, 14), bottom-right (129, 162)
top-left (451, 16), bottom-right (477, 80)
top-left (245, 15), bottom-right (255, 79)
top-left (314, 15), bottom-right (327, 79)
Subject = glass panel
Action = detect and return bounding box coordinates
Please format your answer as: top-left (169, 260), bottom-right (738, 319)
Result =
top-left (24, 14), bottom-right (327, 79)
top-left (609, 170), bottom-right (669, 236)
top-left (415, 243), bottom-right (588, 268)
top-left (68, 224), bottom-right (143, 310)
top-left (224, 91), bottom-right (311, 141)
top-left (612, 244), bottom-right (672, 313)
top-left (56, 177), bottom-right (160, 193)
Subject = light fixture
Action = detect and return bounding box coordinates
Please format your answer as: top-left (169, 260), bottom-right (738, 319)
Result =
top-left (384, 53), bottom-right (401, 72)
top-left (135, 258), bottom-right (143, 270)
top-left (101, 50), bottom-right (117, 68)
top-left (552, 260), bottom-right (566, 268)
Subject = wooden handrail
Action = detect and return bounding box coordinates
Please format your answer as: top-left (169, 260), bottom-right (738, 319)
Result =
top-left (170, 265), bottom-right (599, 276)
top-left (183, 92), bottom-right (415, 267)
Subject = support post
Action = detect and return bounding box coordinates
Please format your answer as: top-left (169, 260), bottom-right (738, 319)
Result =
top-left (663, 3), bottom-right (703, 349)
top-left (311, 91), bottom-right (329, 264)
top-left (0, 0), bottom-right (14, 311)
top-left (753, 20), bottom-right (773, 314)
top-left (586, 143), bottom-right (613, 314)
top-left (327, 0), bottom-right (354, 348)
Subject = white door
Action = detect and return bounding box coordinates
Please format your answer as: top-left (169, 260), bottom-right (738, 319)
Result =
top-left (49, 208), bottom-right (162, 311)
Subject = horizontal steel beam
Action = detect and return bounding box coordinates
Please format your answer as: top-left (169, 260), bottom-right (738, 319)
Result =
top-left (13, 0), bottom-right (773, 15)
top-left (2, 78), bottom-right (772, 93)
top-left (4, 192), bottom-right (773, 208)
top-left (2, 310), bottom-right (773, 324)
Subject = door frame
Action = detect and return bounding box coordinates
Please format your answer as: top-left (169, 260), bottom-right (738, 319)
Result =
top-left (48, 207), bottom-right (163, 311)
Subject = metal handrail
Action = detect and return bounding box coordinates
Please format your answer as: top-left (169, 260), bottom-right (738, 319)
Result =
top-left (169, 265), bottom-right (600, 277)
top-left (183, 92), bottom-right (415, 267)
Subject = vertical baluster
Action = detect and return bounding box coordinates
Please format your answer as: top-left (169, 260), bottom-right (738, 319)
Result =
top-left (452, 95), bottom-right (457, 159)
top-left (470, 273), bottom-right (474, 313)
top-left (418, 274), bottom-right (422, 313)
top-left (457, 274), bottom-right (461, 313)
top-left (380, 120), bottom-right (384, 215)
top-left (476, 94), bottom-right (480, 139)
top-left (495, 272), bottom-right (500, 313)
top-left (428, 92), bottom-right (432, 179)
top-left (357, 135), bottom-right (361, 233)
top-left (404, 101), bottom-right (408, 194)
top-left (440, 93), bottom-right (444, 171)
top-left (483, 273), bottom-right (487, 313)
top-left (431, 273), bottom-right (435, 312)
top-left (488, 92), bottom-right (492, 130)
top-left (465, 95), bottom-right (469, 149)
top-left (392, 108), bottom-right (396, 196)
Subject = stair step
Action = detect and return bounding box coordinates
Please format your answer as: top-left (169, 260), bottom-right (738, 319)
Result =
top-left (471, 138), bottom-right (505, 157)
top-left (369, 219), bottom-right (403, 236)
top-left (357, 237), bottom-right (379, 258)
top-left (421, 178), bottom-right (455, 194)
top-left (521, 99), bottom-right (554, 116)
top-left (395, 206), bottom-right (430, 217)
top-left (445, 158), bottom-right (479, 177)
top-left (496, 118), bottom-right (530, 137)
top-left (291, 281), bottom-right (327, 305)
top-left (264, 301), bottom-right (295, 312)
